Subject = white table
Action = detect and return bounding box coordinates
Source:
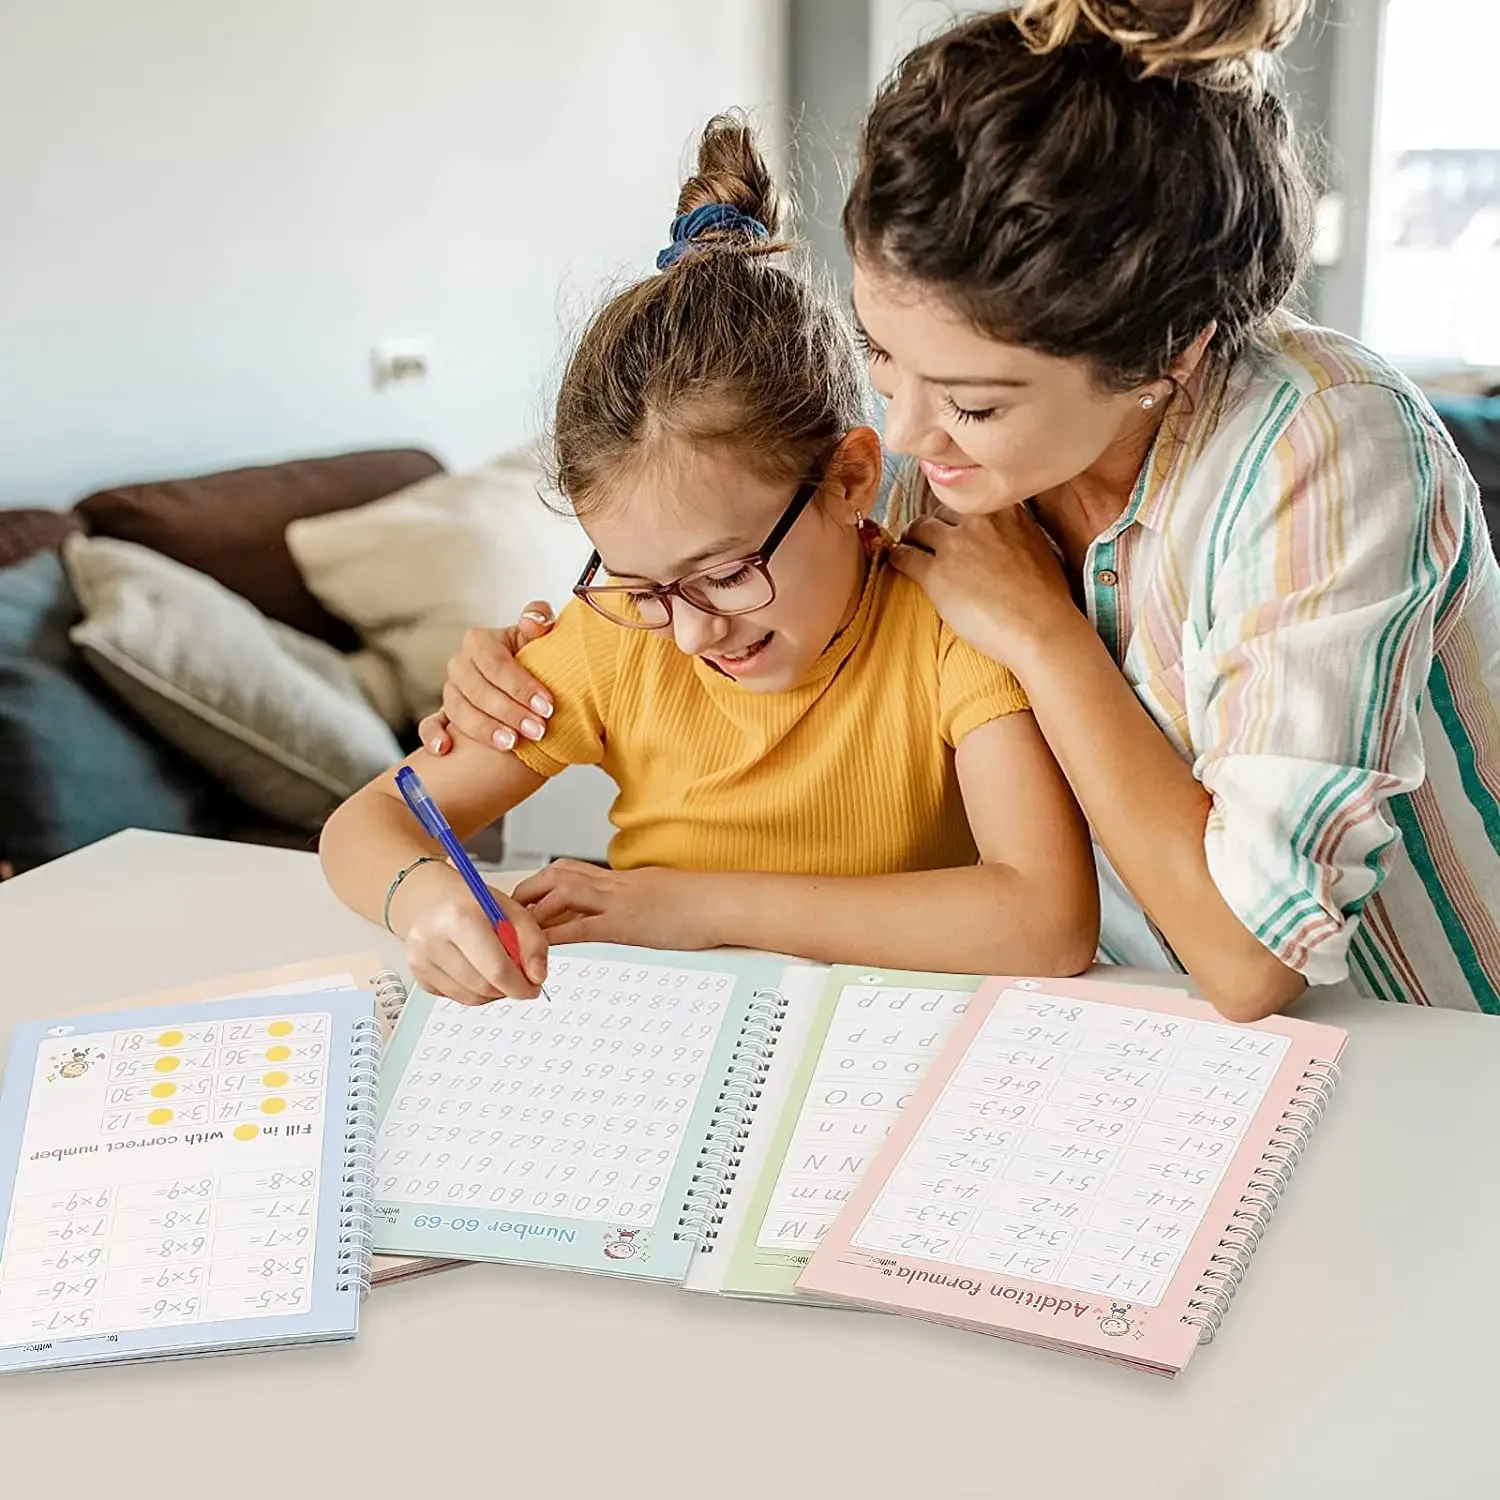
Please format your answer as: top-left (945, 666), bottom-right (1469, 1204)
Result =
top-left (1, 831), bottom-right (1496, 1499)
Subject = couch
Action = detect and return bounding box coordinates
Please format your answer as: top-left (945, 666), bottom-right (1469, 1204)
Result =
top-left (0, 447), bottom-right (511, 878)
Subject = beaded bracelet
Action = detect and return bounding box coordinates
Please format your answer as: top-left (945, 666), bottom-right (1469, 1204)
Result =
top-left (383, 855), bottom-right (442, 934)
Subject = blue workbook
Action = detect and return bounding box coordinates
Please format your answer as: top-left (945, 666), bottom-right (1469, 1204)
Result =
top-left (0, 988), bottom-right (380, 1371)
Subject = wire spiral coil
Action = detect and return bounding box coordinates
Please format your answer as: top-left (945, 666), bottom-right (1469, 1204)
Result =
top-left (336, 1013), bottom-right (384, 1300)
top-left (1181, 1058), bottom-right (1340, 1342)
top-left (674, 987), bottom-right (788, 1249)
top-left (372, 968), bottom-right (410, 1027)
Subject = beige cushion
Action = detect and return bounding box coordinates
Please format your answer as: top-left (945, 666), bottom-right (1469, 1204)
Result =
top-left (284, 453), bottom-right (588, 723)
top-left (63, 534), bottom-right (403, 831)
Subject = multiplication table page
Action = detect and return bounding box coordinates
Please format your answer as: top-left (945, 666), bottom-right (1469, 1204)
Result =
top-left (372, 948), bottom-right (780, 1280)
top-left (0, 990), bottom-right (375, 1369)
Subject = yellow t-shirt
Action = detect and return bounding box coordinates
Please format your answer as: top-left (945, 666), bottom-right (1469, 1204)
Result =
top-left (513, 552), bottom-right (1029, 874)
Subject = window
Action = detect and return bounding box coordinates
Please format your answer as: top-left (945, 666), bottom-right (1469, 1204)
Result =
top-left (1363, 0), bottom-right (1500, 370)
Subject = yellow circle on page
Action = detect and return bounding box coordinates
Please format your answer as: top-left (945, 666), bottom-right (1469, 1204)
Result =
top-left (260, 1097), bottom-right (287, 1115)
top-left (265, 1045), bottom-right (290, 1062)
top-left (233, 1124), bottom-right (259, 1141)
top-left (150, 1081), bottom-right (177, 1099)
top-left (154, 1056), bottom-right (180, 1073)
top-left (262, 1070), bottom-right (289, 1088)
top-left (267, 1020), bottom-right (294, 1037)
top-left (156, 1030), bottom-right (183, 1047)
top-left (147, 1108), bottom-right (173, 1126)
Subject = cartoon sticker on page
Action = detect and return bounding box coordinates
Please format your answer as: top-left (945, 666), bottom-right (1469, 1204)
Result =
top-left (603, 1227), bottom-right (650, 1262)
top-left (1099, 1302), bottom-right (1136, 1338)
top-left (46, 1046), bottom-right (104, 1082)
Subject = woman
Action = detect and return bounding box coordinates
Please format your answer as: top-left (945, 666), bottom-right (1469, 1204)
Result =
top-left (421, 0), bottom-right (1500, 1020)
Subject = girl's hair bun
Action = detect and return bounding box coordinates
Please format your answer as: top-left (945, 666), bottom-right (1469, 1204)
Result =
top-left (673, 113), bottom-right (785, 243)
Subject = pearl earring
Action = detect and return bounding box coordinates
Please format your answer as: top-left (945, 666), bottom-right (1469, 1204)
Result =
top-left (1139, 392), bottom-right (1158, 411)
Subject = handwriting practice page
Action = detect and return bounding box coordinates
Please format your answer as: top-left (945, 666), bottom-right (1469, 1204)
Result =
top-left (0, 991), bottom-right (374, 1369)
top-left (372, 947), bottom-right (784, 1281)
top-left (721, 969), bottom-right (979, 1298)
top-left (849, 987), bottom-right (1290, 1305)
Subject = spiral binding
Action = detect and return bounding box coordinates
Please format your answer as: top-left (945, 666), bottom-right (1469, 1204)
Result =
top-left (371, 968), bottom-right (410, 1027)
top-left (335, 1013), bottom-right (383, 1300)
top-left (673, 986), bottom-right (788, 1250)
top-left (1181, 1057), bottom-right (1340, 1343)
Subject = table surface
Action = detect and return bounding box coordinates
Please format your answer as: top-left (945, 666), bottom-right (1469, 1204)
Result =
top-left (1, 831), bottom-right (1497, 1500)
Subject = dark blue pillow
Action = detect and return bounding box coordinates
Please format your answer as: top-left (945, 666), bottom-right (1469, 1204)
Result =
top-left (0, 551), bottom-right (237, 875)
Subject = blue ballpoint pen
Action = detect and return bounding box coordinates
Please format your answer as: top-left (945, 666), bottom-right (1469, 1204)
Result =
top-left (395, 764), bottom-right (551, 999)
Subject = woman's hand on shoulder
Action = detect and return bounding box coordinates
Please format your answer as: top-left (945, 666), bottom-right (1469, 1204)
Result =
top-left (893, 507), bottom-right (1083, 674)
top-left (513, 861), bottom-right (722, 951)
top-left (417, 601), bottom-right (558, 755)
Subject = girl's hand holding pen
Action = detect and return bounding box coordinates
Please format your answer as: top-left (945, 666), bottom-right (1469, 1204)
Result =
top-left (392, 765), bottom-right (551, 1006)
top-left (390, 861), bottom-right (550, 1007)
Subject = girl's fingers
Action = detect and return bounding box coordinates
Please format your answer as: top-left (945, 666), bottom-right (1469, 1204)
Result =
top-left (412, 956), bottom-right (495, 1009)
top-left (509, 867), bottom-right (558, 907)
top-left (535, 914), bottom-right (598, 948)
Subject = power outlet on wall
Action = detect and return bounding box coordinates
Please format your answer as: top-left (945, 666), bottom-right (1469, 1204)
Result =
top-left (371, 337), bottom-right (432, 389)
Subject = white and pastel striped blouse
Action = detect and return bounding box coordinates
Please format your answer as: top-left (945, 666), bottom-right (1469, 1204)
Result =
top-left (896, 321), bottom-right (1500, 1012)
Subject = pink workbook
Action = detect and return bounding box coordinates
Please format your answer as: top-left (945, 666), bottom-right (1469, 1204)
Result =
top-left (797, 975), bottom-right (1346, 1376)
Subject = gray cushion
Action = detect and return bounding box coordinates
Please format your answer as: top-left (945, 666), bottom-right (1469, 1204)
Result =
top-left (64, 536), bottom-right (403, 832)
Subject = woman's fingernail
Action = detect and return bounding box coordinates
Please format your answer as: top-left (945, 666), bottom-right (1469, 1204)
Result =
top-left (521, 717), bottom-right (546, 741)
top-left (522, 611), bottom-right (551, 624)
top-left (531, 695), bottom-right (553, 718)
top-left (493, 728), bottom-right (516, 750)
top-left (430, 738), bottom-right (446, 754)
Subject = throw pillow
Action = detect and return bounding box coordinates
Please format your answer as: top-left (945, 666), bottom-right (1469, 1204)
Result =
top-left (74, 448), bottom-right (444, 649)
top-left (0, 551), bottom-right (238, 876)
top-left (63, 535), bottom-right (403, 832)
top-left (285, 453), bottom-right (588, 723)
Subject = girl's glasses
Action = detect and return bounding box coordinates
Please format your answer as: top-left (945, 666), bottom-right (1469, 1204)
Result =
top-left (573, 474), bottom-right (823, 630)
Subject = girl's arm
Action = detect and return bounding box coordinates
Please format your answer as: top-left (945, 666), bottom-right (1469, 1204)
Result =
top-left (517, 711), bottom-right (1100, 976)
top-left (319, 738), bottom-right (550, 1002)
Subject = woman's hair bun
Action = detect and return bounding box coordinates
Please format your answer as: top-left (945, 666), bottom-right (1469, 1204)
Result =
top-left (1016, 0), bottom-right (1309, 87)
top-left (674, 113), bottom-right (785, 242)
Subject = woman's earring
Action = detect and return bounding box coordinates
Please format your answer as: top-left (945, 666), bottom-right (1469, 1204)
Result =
top-left (1138, 391), bottom-right (1158, 411)
top-left (854, 510), bottom-right (866, 528)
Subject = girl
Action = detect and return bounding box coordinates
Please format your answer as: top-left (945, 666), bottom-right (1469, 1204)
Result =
top-left (319, 119), bottom-right (1098, 1007)
top-left (427, 2), bottom-right (1500, 1022)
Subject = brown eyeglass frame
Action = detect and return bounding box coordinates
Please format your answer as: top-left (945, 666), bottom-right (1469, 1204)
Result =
top-left (572, 474), bottom-right (824, 629)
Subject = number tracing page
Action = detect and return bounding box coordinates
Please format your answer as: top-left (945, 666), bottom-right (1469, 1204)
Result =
top-left (851, 989), bottom-right (1290, 1305)
top-left (758, 981), bottom-right (973, 1253)
top-left (0, 1013), bottom-right (332, 1346)
top-left (376, 956), bottom-right (734, 1228)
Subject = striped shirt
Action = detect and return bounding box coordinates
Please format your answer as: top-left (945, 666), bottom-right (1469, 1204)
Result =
top-left (894, 321), bottom-right (1500, 1012)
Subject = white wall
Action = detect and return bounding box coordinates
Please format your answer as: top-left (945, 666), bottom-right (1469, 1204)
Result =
top-left (0, 0), bottom-right (785, 507)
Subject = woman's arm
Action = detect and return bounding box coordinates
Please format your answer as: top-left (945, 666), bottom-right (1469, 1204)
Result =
top-left (516, 712), bottom-right (1100, 976)
top-left (1007, 613), bottom-right (1305, 1021)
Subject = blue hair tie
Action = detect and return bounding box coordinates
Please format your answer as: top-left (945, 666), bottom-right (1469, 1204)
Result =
top-left (655, 202), bottom-right (769, 270)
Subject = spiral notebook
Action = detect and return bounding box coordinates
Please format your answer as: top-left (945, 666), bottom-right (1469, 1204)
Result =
top-left (796, 975), bottom-right (1346, 1375)
top-left (75, 951), bottom-right (454, 1288)
top-left (684, 964), bottom-right (987, 1299)
top-left (371, 944), bottom-right (798, 1281)
top-left (0, 988), bottom-right (381, 1372)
